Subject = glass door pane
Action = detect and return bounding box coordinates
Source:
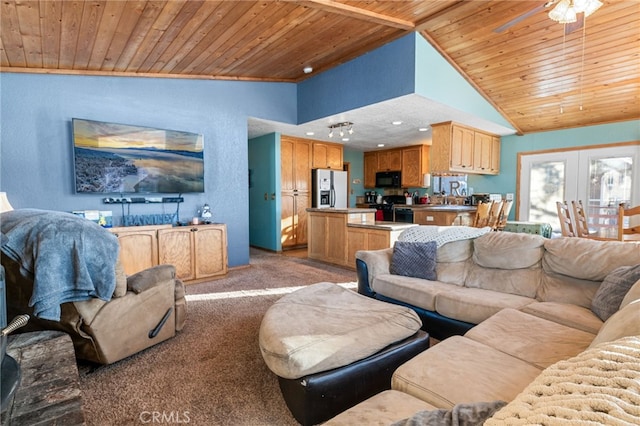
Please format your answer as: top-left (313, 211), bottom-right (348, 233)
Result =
top-left (528, 160), bottom-right (566, 231)
top-left (584, 155), bottom-right (633, 232)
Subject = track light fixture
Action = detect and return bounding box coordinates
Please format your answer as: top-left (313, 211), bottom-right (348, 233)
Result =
top-left (328, 122), bottom-right (353, 139)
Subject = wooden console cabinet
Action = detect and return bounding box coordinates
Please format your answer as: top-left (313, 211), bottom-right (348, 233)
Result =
top-left (110, 224), bottom-right (227, 284)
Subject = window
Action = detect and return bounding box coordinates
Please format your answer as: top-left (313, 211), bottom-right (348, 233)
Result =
top-left (519, 144), bottom-right (639, 233)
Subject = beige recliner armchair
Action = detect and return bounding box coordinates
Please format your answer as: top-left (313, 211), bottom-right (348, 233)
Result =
top-left (1, 208), bottom-right (186, 365)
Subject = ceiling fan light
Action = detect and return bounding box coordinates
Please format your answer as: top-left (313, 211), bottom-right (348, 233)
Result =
top-left (581, 0), bottom-right (603, 17)
top-left (549, 0), bottom-right (577, 23)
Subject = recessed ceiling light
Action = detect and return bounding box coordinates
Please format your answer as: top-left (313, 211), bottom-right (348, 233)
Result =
top-left (303, 66), bottom-right (313, 74)
top-left (377, 143), bottom-right (385, 147)
top-left (392, 121), bottom-right (403, 125)
top-left (305, 131), bottom-right (315, 136)
top-left (342, 137), bottom-right (349, 142)
top-left (418, 127), bottom-right (429, 132)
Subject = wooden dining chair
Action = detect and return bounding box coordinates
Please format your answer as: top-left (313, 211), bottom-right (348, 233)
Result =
top-left (571, 200), bottom-right (597, 238)
top-left (473, 201), bottom-right (492, 228)
top-left (618, 203), bottom-right (640, 241)
top-left (496, 199), bottom-right (513, 231)
top-left (556, 201), bottom-right (576, 237)
top-left (487, 199), bottom-right (504, 230)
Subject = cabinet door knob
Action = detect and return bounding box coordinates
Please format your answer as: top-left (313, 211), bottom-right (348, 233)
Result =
top-left (191, 228), bottom-right (198, 232)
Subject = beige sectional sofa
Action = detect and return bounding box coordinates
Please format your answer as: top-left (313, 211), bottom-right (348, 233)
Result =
top-left (326, 228), bottom-right (640, 424)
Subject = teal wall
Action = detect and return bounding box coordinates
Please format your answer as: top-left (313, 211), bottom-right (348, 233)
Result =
top-left (248, 133), bottom-right (280, 251)
top-left (414, 35), bottom-right (513, 130)
top-left (344, 147), bottom-right (365, 206)
top-left (468, 120), bottom-right (640, 220)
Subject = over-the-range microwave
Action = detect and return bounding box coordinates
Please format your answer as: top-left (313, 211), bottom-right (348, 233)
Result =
top-left (375, 171), bottom-right (401, 188)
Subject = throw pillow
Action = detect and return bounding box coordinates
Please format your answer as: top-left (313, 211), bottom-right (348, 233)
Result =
top-left (390, 241), bottom-right (437, 281)
top-left (591, 264), bottom-right (640, 321)
top-left (391, 400), bottom-right (507, 426)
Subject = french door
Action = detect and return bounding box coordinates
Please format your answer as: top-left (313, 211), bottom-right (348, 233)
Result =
top-left (519, 144), bottom-right (640, 233)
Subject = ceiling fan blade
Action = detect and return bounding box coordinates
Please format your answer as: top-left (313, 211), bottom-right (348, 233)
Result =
top-left (565, 13), bottom-right (584, 35)
top-left (493, 1), bottom-right (553, 33)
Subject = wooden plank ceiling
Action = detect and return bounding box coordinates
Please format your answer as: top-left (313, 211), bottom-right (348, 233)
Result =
top-left (1, 0), bottom-right (638, 134)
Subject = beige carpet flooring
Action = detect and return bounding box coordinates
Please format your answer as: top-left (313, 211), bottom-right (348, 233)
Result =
top-left (78, 248), bottom-right (357, 425)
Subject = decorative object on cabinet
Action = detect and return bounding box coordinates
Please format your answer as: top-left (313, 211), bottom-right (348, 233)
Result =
top-left (430, 121), bottom-right (500, 175)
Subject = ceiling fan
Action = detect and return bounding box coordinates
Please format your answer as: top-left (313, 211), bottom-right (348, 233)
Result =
top-left (493, 0), bottom-right (584, 35)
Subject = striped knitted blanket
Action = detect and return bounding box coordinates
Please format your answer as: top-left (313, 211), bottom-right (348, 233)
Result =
top-left (486, 336), bottom-right (640, 425)
top-left (398, 225), bottom-right (491, 248)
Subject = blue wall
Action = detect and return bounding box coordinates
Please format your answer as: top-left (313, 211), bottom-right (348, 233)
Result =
top-left (298, 34), bottom-right (415, 123)
top-left (414, 35), bottom-right (513, 129)
top-left (0, 73), bottom-right (296, 267)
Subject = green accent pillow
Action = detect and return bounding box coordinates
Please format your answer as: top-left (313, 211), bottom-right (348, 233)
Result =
top-left (390, 241), bottom-right (437, 281)
top-left (591, 264), bottom-right (640, 321)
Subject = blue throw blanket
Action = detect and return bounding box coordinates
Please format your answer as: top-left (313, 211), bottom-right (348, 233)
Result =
top-left (1, 209), bottom-right (119, 321)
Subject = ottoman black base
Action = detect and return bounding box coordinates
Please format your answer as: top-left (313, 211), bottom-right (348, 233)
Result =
top-left (277, 330), bottom-right (430, 426)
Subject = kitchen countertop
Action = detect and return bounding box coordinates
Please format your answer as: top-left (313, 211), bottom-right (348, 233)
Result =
top-left (347, 221), bottom-right (419, 231)
top-left (306, 207), bottom-right (376, 213)
top-left (396, 204), bottom-right (477, 212)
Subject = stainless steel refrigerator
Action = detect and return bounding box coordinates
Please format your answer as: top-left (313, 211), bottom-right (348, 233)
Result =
top-left (311, 169), bottom-right (348, 208)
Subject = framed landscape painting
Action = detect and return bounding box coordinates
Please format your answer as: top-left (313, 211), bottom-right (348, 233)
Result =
top-left (73, 118), bottom-right (205, 194)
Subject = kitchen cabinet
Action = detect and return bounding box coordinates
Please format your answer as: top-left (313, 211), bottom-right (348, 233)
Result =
top-left (281, 136), bottom-right (312, 248)
top-left (158, 224), bottom-right (227, 283)
top-left (363, 145), bottom-right (430, 188)
top-left (413, 209), bottom-right (475, 226)
top-left (308, 211), bottom-right (347, 265)
top-left (307, 209), bottom-right (376, 267)
top-left (312, 142), bottom-right (343, 169)
top-left (363, 152), bottom-right (378, 188)
top-left (401, 145), bottom-right (430, 187)
top-left (377, 149), bottom-right (402, 171)
top-left (110, 225), bottom-right (166, 275)
top-left (347, 227), bottom-right (404, 267)
top-left (431, 121), bottom-right (500, 175)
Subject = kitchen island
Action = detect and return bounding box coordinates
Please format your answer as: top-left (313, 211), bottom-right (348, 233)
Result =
top-left (400, 204), bottom-right (477, 226)
top-left (307, 208), bottom-right (417, 269)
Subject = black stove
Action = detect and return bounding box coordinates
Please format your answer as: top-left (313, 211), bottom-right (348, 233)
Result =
top-left (367, 195), bottom-right (408, 222)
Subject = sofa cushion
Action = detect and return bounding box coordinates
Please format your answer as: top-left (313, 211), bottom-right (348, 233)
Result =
top-left (589, 299), bottom-right (640, 348)
top-left (519, 302), bottom-right (603, 334)
top-left (543, 237), bottom-right (640, 282)
top-left (324, 390), bottom-right (437, 426)
top-left (435, 287), bottom-right (537, 324)
top-left (392, 336), bottom-right (543, 408)
top-left (486, 336), bottom-right (640, 426)
top-left (373, 274), bottom-right (462, 312)
top-left (258, 282), bottom-right (422, 379)
top-left (464, 262), bottom-right (542, 298)
top-left (473, 232), bottom-right (545, 270)
top-left (621, 277), bottom-right (640, 308)
top-left (390, 241), bottom-right (437, 280)
top-left (537, 272), bottom-right (600, 309)
top-left (591, 264), bottom-right (640, 321)
top-left (127, 264), bottom-right (176, 294)
top-left (436, 239), bottom-right (473, 263)
top-left (465, 308), bottom-right (595, 369)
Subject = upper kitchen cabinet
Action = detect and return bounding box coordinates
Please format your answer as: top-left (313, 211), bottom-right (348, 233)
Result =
top-left (431, 122), bottom-right (501, 175)
top-left (401, 145), bottom-right (430, 188)
top-left (312, 142), bottom-right (343, 169)
top-left (363, 145), bottom-right (430, 188)
top-left (364, 152), bottom-right (378, 188)
top-left (377, 149), bottom-right (402, 171)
